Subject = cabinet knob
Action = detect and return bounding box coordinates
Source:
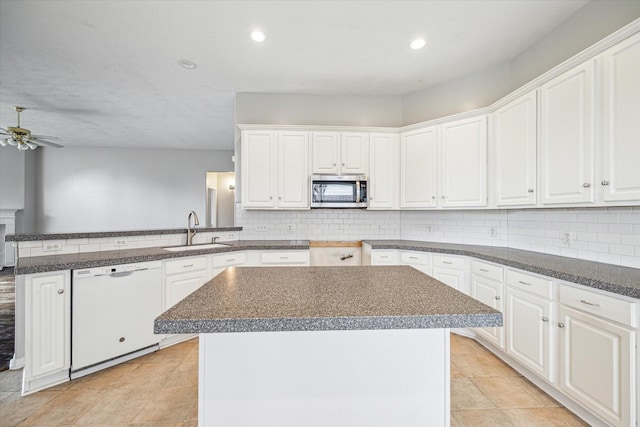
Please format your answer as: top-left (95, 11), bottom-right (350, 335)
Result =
top-left (527, 189), bottom-right (534, 193)
top-left (494, 296), bottom-right (501, 300)
top-left (441, 196), bottom-right (446, 199)
top-left (342, 163), bottom-right (345, 166)
top-left (333, 163), bottom-right (336, 166)
top-left (57, 289), bottom-right (64, 294)
top-left (557, 322), bottom-right (565, 328)
top-left (431, 196), bottom-right (435, 199)
top-left (541, 316), bottom-right (549, 322)
top-left (601, 180), bottom-right (610, 186)
top-left (269, 196), bottom-right (273, 200)
top-left (582, 183), bottom-right (590, 188)
top-left (278, 196), bottom-right (282, 200)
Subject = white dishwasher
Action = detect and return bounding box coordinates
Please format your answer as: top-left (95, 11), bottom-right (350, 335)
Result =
top-left (71, 260), bottom-right (163, 378)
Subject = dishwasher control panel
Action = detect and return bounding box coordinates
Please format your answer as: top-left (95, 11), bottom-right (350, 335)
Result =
top-left (73, 260), bottom-right (162, 278)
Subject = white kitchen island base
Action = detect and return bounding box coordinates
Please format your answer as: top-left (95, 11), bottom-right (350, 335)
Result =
top-left (199, 328), bottom-right (450, 427)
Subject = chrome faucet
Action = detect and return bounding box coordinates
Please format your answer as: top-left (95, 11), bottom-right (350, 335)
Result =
top-left (187, 211), bottom-right (199, 246)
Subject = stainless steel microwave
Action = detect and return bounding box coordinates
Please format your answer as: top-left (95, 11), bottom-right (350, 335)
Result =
top-left (310, 175), bottom-right (368, 208)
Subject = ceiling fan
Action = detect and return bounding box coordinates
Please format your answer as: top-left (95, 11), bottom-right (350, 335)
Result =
top-left (0, 106), bottom-right (63, 150)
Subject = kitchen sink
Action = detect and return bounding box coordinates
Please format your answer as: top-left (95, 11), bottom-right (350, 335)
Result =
top-left (163, 243), bottom-right (231, 252)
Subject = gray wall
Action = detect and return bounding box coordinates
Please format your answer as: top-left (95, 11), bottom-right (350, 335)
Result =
top-left (236, 93), bottom-right (403, 127)
top-left (0, 147), bottom-right (25, 209)
top-left (35, 147), bottom-right (233, 233)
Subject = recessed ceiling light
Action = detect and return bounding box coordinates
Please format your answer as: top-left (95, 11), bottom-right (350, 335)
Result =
top-left (178, 59), bottom-right (198, 70)
top-left (410, 39), bottom-right (426, 50)
top-left (250, 30), bottom-right (266, 43)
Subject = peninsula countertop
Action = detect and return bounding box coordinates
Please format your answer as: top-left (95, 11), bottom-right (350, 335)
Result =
top-left (154, 265), bottom-right (503, 334)
top-left (13, 240), bottom-right (310, 275)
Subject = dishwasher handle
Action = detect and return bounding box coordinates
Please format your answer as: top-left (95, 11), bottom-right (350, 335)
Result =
top-left (109, 271), bottom-right (136, 278)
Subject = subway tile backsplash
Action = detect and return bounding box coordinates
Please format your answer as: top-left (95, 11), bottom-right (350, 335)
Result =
top-left (15, 206), bottom-right (640, 269)
top-left (236, 206), bottom-right (640, 269)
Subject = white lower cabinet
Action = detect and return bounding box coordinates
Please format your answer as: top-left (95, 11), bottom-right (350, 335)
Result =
top-left (558, 284), bottom-right (636, 427)
top-left (23, 271), bottom-right (71, 394)
top-left (399, 250), bottom-right (431, 275)
top-left (260, 250), bottom-right (309, 266)
top-left (471, 261), bottom-right (505, 349)
top-left (164, 256), bottom-right (210, 310)
top-left (211, 251), bottom-right (247, 276)
top-left (431, 255), bottom-right (469, 294)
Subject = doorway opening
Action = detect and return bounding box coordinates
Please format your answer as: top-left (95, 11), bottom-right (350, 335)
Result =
top-left (206, 172), bottom-right (235, 227)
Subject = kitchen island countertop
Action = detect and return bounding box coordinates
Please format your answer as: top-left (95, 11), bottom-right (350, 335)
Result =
top-left (154, 265), bottom-right (502, 334)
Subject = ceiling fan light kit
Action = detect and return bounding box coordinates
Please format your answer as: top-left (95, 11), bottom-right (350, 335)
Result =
top-left (0, 106), bottom-right (63, 150)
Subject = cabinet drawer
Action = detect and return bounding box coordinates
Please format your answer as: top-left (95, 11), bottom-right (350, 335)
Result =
top-left (212, 252), bottom-right (246, 268)
top-left (400, 251), bottom-right (430, 266)
top-left (471, 260), bottom-right (503, 282)
top-left (165, 256), bottom-right (208, 275)
top-left (559, 284), bottom-right (636, 327)
top-left (372, 251), bottom-right (398, 264)
top-left (261, 251), bottom-right (309, 265)
top-left (433, 255), bottom-right (466, 270)
top-left (506, 269), bottom-right (553, 299)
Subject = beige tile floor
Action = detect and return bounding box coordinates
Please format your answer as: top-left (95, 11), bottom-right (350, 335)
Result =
top-left (0, 333), bottom-right (588, 427)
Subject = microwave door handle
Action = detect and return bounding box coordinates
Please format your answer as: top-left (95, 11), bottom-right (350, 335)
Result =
top-left (356, 180), bottom-right (361, 203)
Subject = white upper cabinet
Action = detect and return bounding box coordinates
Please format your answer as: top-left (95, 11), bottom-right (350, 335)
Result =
top-left (242, 130), bottom-right (309, 209)
top-left (440, 116), bottom-right (488, 208)
top-left (241, 130), bottom-right (276, 208)
top-left (539, 60), bottom-right (595, 205)
top-left (601, 31), bottom-right (640, 202)
top-left (493, 91), bottom-right (537, 206)
top-left (312, 132), bottom-right (368, 175)
top-left (368, 133), bottom-right (399, 210)
top-left (400, 127), bottom-right (438, 208)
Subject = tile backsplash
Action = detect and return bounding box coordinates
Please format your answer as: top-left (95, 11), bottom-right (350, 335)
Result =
top-left (237, 206), bottom-right (640, 268)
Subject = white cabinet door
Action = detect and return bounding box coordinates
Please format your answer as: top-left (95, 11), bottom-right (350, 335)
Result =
top-left (400, 127), bottom-right (438, 208)
top-left (558, 305), bottom-right (634, 427)
top-left (25, 272), bottom-right (70, 380)
top-left (506, 287), bottom-right (553, 382)
top-left (602, 32), bottom-right (640, 202)
top-left (165, 270), bottom-right (210, 309)
top-left (432, 267), bottom-right (466, 294)
top-left (440, 116), bottom-right (487, 207)
top-left (471, 275), bottom-right (505, 349)
top-left (369, 133), bottom-right (399, 209)
top-left (340, 132), bottom-right (369, 174)
top-left (278, 131), bottom-right (309, 208)
top-left (241, 130), bottom-right (277, 208)
top-left (540, 60), bottom-right (595, 204)
top-left (493, 91), bottom-right (537, 206)
top-left (312, 132), bottom-right (340, 174)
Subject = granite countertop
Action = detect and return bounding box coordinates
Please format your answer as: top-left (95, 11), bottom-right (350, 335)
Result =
top-left (14, 240), bottom-right (309, 275)
top-left (154, 265), bottom-right (503, 334)
top-left (363, 240), bottom-right (640, 299)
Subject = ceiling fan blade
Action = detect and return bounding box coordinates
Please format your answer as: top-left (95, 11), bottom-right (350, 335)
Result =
top-left (27, 137), bottom-right (64, 149)
top-left (0, 128), bottom-right (11, 135)
top-left (31, 134), bottom-right (61, 140)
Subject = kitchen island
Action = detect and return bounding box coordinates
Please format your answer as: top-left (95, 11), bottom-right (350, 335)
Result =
top-left (155, 265), bottom-right (501, 427)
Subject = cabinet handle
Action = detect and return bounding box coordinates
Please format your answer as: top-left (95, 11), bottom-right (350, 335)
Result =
top-left (57, 289), bottom-right (64, 294)
top-left (494, 296), bottom-right (501, 300)
top-left (226, 259), bottom-right (235, 262)
top-left (582, 183), bottom-right (591, 188)
top-left (183, 264), bottom-right (193, 268)
top-left (280, 257), bottom-right (289, 260)
top-left (479, 268), bottom-right (489, 272)
top-left (601, 180), bottom-right (610, 186)
top-left (557, 322), bottom-right (565, 328)
top-left (527, 189), bottom-right (534, 193)
top-left (443, 261), bottom-right (453, 265)
top-left (580, 299), bottom-right (600, 308)
top-left (541, 316), bottom-right (549, 322)
top-left (409, 256), bottom-right (418, 260)
top-left (518, 280), bottom-right (532, 286)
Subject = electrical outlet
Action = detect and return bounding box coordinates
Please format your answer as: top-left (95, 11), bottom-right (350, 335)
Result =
top-left (255, 225), bottom-right (267, 232)
top-left (562, 232), bottom-right (577, 245)
top-left (377, 224), bottom-right (384, 232)
top-left (426, 225), bottom-right (433, 233)
top-left (43, 243), bottom-right (62, 252)
top-left (114, 239), bottom-right (128, 247)
top-left (286, 224), bottom-right (295, 233)
top-left (489, 227), bottom-right (498, 238)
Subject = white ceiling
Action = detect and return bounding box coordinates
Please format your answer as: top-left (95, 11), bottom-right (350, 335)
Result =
top-left (0, 0), bottom-right (588, 150)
